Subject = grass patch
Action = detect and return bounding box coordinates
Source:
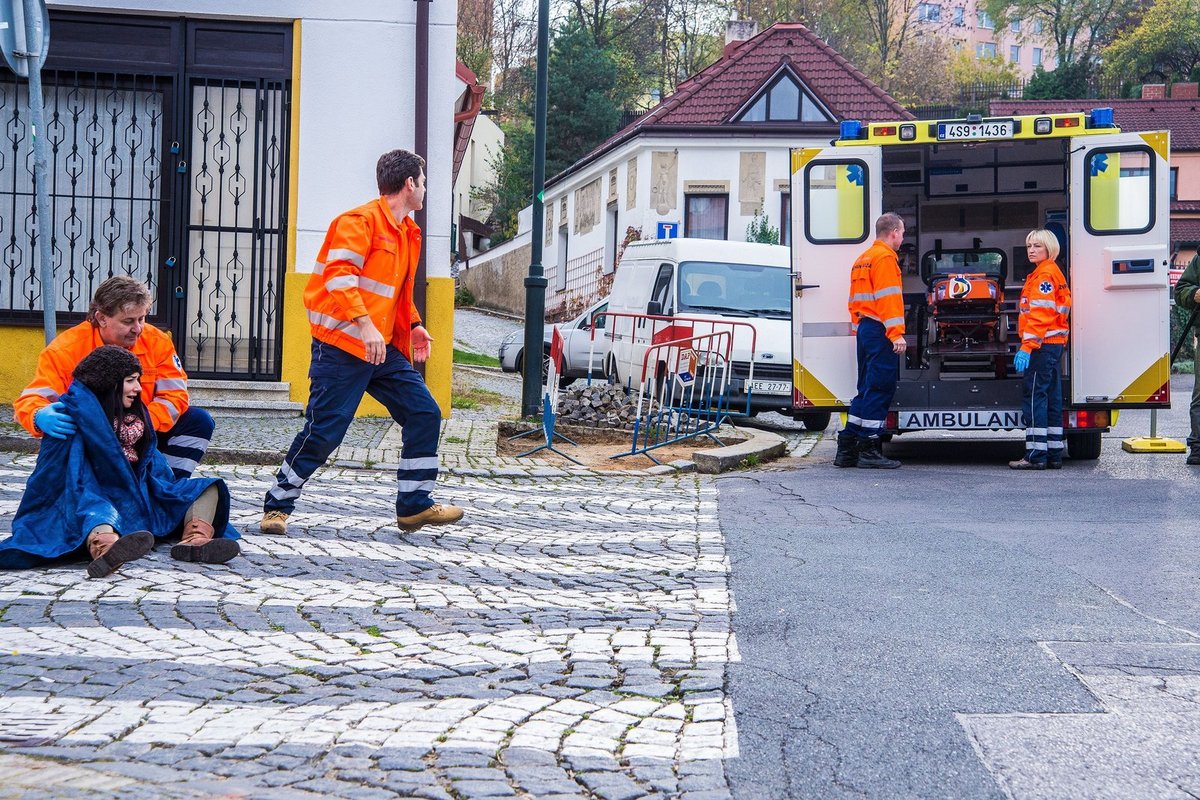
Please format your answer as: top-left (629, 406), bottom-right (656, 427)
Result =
top-left (366, 626), bottom-right (382, 637)
top-left (444, 435), bottom-right (467, 444)
top-left (451, 385), bottom-right (505, 410)
top-left (453, 348), bottom-right (500, 368)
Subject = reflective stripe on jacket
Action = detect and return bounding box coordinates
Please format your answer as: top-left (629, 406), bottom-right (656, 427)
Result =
top-left (14, 321), bottom-right (190, 437)
top-left (848, 240), bottom-right (906, 342)
top-left (1017, 260), bottom-right (1072, 353)
top-left (305, 197), bottom-right (423, 360)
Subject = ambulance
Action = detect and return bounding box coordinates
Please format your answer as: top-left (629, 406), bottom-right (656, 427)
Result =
top-left (789, 109), bottom-right (1171, 459)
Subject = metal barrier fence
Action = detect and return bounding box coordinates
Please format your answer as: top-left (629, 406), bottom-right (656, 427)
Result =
top-left (616, 328), bottom-right (735, 463)
top-left (591, 312), bottom-right (765, 416)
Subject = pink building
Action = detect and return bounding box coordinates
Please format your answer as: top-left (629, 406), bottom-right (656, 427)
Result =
top-left (913, 0), bottom-right (1056, 78)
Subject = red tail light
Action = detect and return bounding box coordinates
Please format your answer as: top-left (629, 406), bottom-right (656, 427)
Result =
top-left (1066, 409), bottom-right (1110, 429)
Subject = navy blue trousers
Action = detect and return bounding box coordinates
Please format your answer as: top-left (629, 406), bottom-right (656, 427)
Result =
top-left (158, 406), bottom-right (214, 479)
top-left (264, 340), bottom-right (442, 517)
top-left (846, 318), bottom-right (898, 440)
top-left (1020, 343), bottom-right (1064, 464)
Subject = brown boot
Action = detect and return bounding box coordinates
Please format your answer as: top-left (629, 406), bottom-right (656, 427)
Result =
top-left (86, 530), bottom-right (154, 578)
top-left (170, 518), bottom-right (240, 564)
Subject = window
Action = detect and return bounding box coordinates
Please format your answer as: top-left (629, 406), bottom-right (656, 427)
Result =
top-left (604, 203), bottom-right (618, 274)
top-left (1010, 45), bottom-right (1021, 63)
top-left (1171, 167), bottom-right (1178, 200)
top-left (685, 194), bottom-right (729, 240)
top-left (1033, 18), bottom-right (1043, 33)
top-left (1085, 148), bottom-right (1154, 235)
top-left (953, 7), bottom-right (965, 25)
top-left (803, 161), bottom-right (868, 244)
top-left (977, 10), bottom-right (993, 28)
top-left (953, 39), bottom-right (963, 50)
top-left (780, 193), bottom-right (792, 247)
top-left (556, 225), bottom-right (569, 290)
top-left (735, 71), bottom-right (835, 124)
top-left (1032, 47), bottom-right (1042, 66)
top-left (917, 3), bottom-right (941, 22)
top-left (649, 264), bottom-right (674, 314)
top-left (1010, 19), bottom-right (1021, 32)
top-left (977, 42), bottom-right (997, 58)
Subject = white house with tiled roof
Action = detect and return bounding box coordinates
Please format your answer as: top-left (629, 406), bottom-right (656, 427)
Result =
top-left (459, 21), bottom-right (910, 318)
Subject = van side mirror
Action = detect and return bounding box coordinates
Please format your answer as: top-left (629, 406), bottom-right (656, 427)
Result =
top-left (647, 300), bottom-right (662, 315)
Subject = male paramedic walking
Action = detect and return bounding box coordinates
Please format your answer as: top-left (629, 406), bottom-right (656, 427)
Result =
top-left (835, 212), bottom-right (906, 469)
top-left (260, 149), bottom-right (463, 535)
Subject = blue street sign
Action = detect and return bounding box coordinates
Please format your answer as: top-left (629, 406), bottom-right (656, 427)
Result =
top-left (0, 0), bottom-right (50, 79)
top-left (657, 221), bottom-right (679, 239)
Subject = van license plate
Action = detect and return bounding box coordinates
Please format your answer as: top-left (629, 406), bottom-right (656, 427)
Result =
top-left (898, 410), bottom-right (1023, 430)
top-left (748, 380), bottom-right (791, 395)
top-left (937, 120), bottom-right (1013, 141)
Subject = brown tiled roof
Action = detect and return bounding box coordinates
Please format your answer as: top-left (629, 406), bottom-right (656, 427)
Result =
top-left (989, 99), bottom-right (1200, 150)
top-left (548, 22), bottom-right (909, 186)
top-left (452, 61), bottom-right (485, 188)
top-left (1175, 201), bottom-right (1200, 213)
top-left (1174, 217), bottom-right (1200, 244)
top-left (650, 23), bottom-right (909, 125)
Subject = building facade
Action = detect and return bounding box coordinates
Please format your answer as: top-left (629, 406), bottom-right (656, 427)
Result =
top-left (0, 2), bottom-right (459, 415)
top-left (913, 0), bottom-right (1056, 77)
top-left (459, 22), bottom-right (909, 319)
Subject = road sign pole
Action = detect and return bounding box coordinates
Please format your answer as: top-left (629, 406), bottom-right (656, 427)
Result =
top-left (20, 0), bottom-right (55, 343)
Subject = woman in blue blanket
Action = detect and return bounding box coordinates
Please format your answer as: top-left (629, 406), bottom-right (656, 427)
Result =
top-left (0, 346), bottom-right (240, 577)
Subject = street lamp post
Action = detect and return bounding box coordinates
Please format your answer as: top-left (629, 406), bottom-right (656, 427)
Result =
top-left (520, 0), bottom-right (550, 418)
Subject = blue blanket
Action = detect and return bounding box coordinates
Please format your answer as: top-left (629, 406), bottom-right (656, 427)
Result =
top-left (0, 382), bottom-right (236, 569)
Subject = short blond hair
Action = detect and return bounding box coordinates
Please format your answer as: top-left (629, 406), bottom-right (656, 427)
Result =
top-left (1026, 229), bottom-right (1060, 262)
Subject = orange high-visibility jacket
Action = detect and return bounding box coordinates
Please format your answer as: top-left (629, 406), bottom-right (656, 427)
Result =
top-left (848, 240), bottom-right (906, 342)
top-left (1017, 260), bottom-right (1071, 353)
top-left (305, 197), bottom-right (423, 361)
top-left (14, 322), bottom-right (190, 437)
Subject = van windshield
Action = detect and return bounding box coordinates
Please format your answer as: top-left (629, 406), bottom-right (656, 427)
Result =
top-left (677, 261), bottom-right (791, 318)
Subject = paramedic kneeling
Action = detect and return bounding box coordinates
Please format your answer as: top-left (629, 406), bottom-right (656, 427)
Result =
top-left (1010, 229), bottom-right (1072, 470)
top-left (13, 276), bottom-right (214, 479)
top-left (835, 212), bottom-right (906, 470)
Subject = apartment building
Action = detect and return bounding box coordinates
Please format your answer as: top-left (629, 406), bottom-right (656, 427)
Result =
top-left (913, 0), bottom-right (1056, 77)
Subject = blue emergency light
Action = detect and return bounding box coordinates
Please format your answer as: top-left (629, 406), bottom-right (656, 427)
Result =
top-left (840, 120), bottom-right (863, 140)
top-left (1088, 107), bottom-right (1115, 128)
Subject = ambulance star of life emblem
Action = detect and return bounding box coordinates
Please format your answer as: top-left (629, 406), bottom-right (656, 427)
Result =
top-left (1039, 280), bottom-right (1053, 294)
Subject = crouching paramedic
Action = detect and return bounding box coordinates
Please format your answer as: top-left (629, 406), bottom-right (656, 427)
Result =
top-left (835, 212), bottom-right (906, 470)
top-left (14, 276), bottom-right (213, 479)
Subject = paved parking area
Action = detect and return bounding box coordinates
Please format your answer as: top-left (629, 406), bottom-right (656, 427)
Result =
top-left (0, 457), bottom-right (733, 799)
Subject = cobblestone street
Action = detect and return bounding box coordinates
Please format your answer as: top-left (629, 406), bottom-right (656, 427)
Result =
top-left (0, 455), bottom-right (734, 799)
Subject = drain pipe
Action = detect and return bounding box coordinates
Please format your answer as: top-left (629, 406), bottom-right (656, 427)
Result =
top-left (413, 0), bottom-right (430, 326)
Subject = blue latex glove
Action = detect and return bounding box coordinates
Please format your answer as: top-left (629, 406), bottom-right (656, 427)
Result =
top-left (1013, 350), bottom-right (1030, 373)
top-left (34, 401), bottom-right (76, 439)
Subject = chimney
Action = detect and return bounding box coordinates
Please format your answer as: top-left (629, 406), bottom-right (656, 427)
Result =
top-left (724, 20), bottom-right (759, 56)
top-left (1141, 83), bottom-right (1166, 100)
top-left (1171, 82), bottom-right (1199, 99)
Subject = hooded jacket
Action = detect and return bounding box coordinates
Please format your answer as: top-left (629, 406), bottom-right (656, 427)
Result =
top-left (0, 382), bottom-right (236, 569)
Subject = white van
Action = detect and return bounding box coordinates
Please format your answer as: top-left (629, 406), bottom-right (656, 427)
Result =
top-left (605, 238), bottom-right (817, 424)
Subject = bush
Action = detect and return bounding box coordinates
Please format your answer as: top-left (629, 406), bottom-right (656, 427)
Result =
top-left (746, 210), bottom-right (780, 245)
top-left (1023, 63), bottom-right (1091, 100)
top-left (454, 285), bottom-right (476, 307)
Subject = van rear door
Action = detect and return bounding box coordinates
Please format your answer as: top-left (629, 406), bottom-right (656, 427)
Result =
top-left (789, 146), bottom-right (883, 409)
top-left (1068, 131), bottom-right (1171, 406)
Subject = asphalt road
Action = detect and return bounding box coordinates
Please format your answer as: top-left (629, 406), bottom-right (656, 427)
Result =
top-left (720, 376), bottom-right (1200, 799)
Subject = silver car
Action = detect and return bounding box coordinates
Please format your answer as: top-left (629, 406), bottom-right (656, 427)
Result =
top-left (499, 298), bottom-right (610, 387)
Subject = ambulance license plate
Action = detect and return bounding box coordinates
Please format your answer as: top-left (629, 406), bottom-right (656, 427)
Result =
top-left (937, 120), bottom-right (1014, 141)
top-left (748, 380), bottom-right (791, 395)
top-left (898, 409), bottom-right (1024, 430)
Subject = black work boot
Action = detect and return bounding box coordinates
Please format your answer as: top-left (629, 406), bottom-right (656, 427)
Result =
top-left (856, 437), bottom-right (900, 469)
top-left (1188, 447), bottom-right (1200, 466)
top-left (834, 431), bottom-right (859, 468)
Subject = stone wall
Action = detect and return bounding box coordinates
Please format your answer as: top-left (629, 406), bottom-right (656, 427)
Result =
top-left (458, 241), bottom-right (532, 317)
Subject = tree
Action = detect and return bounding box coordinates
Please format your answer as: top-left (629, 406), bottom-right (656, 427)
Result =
top-left (458, 0), bottom-right (494, 81)
top-left (1022, 62), bottom-right (1090, 98)
top-left (888, 34), bottom-right (954, 105)
top-left (475, 119), bottom-right (534, 244)
top-left (1102, 0), bottom-right (1200, 82)
top-left (980, 0), bottom-right (1141, 70)
top-left (948, 49), bottom-right (1021, 89)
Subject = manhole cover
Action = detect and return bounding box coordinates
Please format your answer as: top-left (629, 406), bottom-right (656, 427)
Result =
top-left (0, 715), bottom-right (69, 747)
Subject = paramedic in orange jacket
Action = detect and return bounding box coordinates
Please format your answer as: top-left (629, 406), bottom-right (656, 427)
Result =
top-left (1010, 229), bottom-right (1072, 470)
top-left (13, 276), bottom-right (213, 478)
top-left (835, 212), bottom-right (906, 469)
top-left (260, 149), bottom-right (463, 536)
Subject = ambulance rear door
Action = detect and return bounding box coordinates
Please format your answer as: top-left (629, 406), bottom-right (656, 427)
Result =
top-left (1068, 131), bottom-right (1171, 407)
top-left (789, 146), bottom-right (883, 409)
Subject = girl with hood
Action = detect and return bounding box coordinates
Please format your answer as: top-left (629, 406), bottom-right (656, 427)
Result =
top-left (0, 346), bottom-right (240, 577)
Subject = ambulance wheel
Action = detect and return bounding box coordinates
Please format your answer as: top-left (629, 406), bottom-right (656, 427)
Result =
top-left (1066, 430), bottom-right (1102, 460)
top-left (795, 411), bottom-right (831, 431)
